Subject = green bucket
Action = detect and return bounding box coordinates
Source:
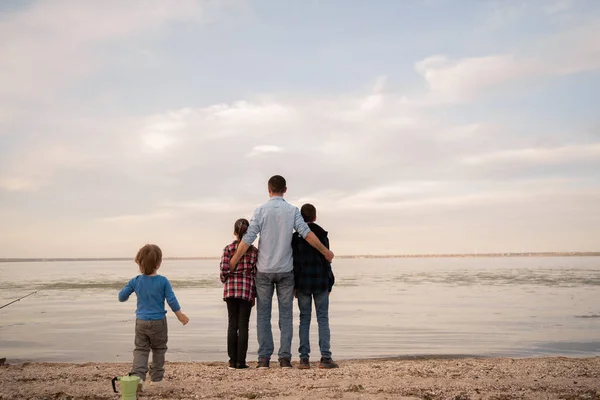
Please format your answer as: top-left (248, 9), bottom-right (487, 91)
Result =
top-left (112, 375), bottom-right (141, 400)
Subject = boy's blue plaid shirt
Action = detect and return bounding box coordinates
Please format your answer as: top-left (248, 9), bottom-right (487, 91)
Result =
top-left (292, 222), bottom-right (335, 294)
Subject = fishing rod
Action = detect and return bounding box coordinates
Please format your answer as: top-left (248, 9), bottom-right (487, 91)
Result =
top-left (0, 291), bottom-right (39, 310)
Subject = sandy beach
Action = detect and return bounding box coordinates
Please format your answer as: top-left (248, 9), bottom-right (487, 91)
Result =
top-left (1, 357), bottom-right (599, 399)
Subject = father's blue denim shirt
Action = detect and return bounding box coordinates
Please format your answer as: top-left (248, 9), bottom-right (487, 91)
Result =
top-left (242, 196), bottom-right (311, 273)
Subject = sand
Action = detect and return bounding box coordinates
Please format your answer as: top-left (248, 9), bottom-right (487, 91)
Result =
top-left (0, 357), bottom-right (599, 399)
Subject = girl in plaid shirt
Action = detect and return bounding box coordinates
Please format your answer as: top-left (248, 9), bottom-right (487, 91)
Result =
top-left (219, 218), bottom-right (258, 369)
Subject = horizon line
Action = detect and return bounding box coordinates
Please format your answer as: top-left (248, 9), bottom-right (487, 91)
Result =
top-left (1, 251), bottom-right (599, 262)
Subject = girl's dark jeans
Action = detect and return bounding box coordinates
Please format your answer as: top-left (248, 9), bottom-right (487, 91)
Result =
top-left (226, 298), bottom-right (252, 366)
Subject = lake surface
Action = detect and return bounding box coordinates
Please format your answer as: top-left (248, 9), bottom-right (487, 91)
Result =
top-left (0, 257), bottom-right (599, 362)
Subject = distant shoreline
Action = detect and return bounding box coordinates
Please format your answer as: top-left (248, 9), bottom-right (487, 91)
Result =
top-left (1, 251), bottom-right (599, 262)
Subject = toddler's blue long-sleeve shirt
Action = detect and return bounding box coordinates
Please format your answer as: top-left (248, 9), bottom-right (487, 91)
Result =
top-left (118, 275), bottom-right (181, 320)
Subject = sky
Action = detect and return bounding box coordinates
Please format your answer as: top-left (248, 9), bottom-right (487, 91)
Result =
top-left (1, 0), bottom-right (599, 258)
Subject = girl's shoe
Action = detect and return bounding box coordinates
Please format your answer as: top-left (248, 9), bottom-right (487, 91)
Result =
top-left (237, 364), bottom-right (250, 369)
top-left (228, 361), bottom-right (236, 370)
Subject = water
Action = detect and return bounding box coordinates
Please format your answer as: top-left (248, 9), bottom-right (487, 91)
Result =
top-left (0, 257), bottom-right (599, 362)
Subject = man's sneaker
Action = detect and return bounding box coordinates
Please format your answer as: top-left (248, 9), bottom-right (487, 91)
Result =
top-left (228, 361), bottom-right (236, 370)
top-left (298, 358), bottom-right (310, 369)
top-left (319, 357), bottom-right (339, 369)
top-left (279, 357), bottom-right (292, 368)
top-left (257, 358), bottom-right (270, 369)
top-left (237, 363), bottom-right (250, 369)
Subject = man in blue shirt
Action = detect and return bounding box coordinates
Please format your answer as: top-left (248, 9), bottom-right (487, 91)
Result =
top-left (229, 175), bottom-right (334, 368)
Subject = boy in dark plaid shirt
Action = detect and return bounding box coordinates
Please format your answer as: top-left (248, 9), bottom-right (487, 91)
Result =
top-left (292, 204), bottom-right (338, 369)
top-left (220, 218), bottom-right (258, 369)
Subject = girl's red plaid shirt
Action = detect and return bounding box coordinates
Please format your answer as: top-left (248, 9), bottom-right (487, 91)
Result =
top-left (219, 241), bottom-right (258, 302)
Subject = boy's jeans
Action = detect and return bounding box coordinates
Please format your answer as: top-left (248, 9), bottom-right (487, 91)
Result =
top-left (255, 271), bottom-right (294, 360)
top-left (297, 291), bottom-right (332, 359)
top-left (131, 318), bottom-right (168, 382)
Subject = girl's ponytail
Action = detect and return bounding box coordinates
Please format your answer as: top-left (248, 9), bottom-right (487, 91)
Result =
top-left (234, 218), bottom-right (250, 243)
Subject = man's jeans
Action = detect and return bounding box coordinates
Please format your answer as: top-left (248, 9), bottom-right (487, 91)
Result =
top-left (255, 271), bottom-right (294, 360)
top-left (297, 291), bottom-right (331, 359)
top-left (130, 318), bottom-right (168, 382)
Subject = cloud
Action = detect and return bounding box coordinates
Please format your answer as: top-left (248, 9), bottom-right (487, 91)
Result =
top-left (438, 124), bottom-right (486, 142)
top-left (360, 75), bottom-right (387, 111)
top-left (0, 177), bottom-right (36, 192)
top-left (484, 0), bottom-right (578, 30)
top-left (462, 143), bottom-right (600, 166)
top-left (0, 140), bottom-right (94, 192)
top-left (414, 18), bottom-right (600, 103)
top-left (205, 102), bottom-right (295, 128)
top-left (99, 210), bottom-right (175, 223)
top-left (164, 200), bottom-right (251, 213)
top-left (137, 102), bottom-right (296, 141)
top-left (1, 1), bottom-right (599, 256)
top-left (310, 177), bottom-right (597, 213)
top-left (0, 99), bottom-right (299, 192)
top-left (483, 1), bottom-right (530, 30)
top-left (415, 54), bottom-right (539, 103)
top-left (246, 145), bottom-right (284, 157)
top-left (543, 0), bottom-right (575, 14)
top-left (1, 82), bottom-right (593, 198)
top-left (143, 133), bottom-right (176, 152)
top-left (336, 188), bottom-right (529, 211)
top-left (0, 0), bottom-right (203, 107)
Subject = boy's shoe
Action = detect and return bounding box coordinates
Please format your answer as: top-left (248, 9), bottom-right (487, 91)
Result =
top-left (298, 358), bottom-right (310, 369)
top-left (257, 358), bottom-right (270, 369)
top-left (279, 357), bottom-right (292, 368)
top-left (228, 361), bottom-right (236, 370)
top-left (146, 380), bottom-right (165, 394)
top-left (319, 357), bottom-right (339, 369)
top-left (237, 364), bottom-right (250, 369)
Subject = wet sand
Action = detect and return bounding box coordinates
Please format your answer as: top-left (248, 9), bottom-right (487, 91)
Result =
top-left (1, 357), bottom-right (599, 399)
